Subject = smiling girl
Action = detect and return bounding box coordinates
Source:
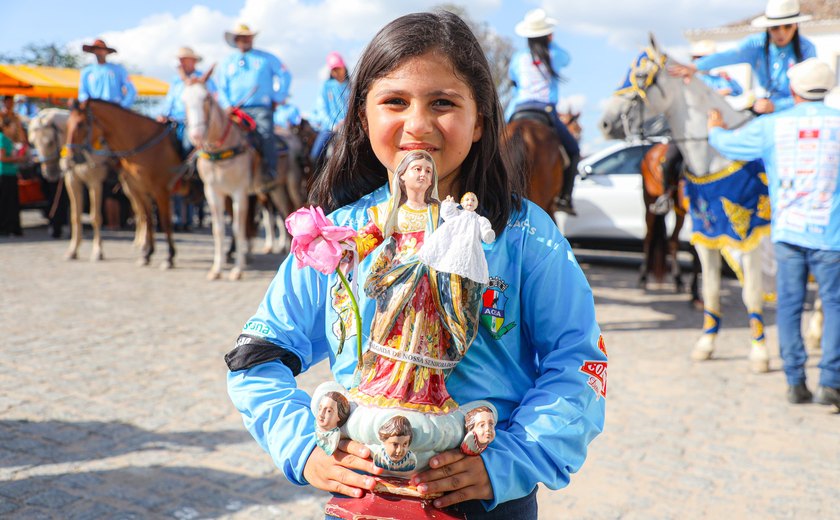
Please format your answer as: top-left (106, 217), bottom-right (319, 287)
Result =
top-left (226, 10), bottom-right (606, 519)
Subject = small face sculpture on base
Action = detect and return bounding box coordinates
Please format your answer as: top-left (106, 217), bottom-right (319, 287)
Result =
top-left (460, 406), bottom-right (496, 456)
top-left (370, 415), bottom-right (417, 472)
top-left (315, 391), bottom-right (351, 456)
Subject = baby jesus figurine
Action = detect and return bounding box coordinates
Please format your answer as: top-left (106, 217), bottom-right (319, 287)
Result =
top-left (460, 405), bottom-right (497, 456)
top-left (417, 191), bottom-right (495, 284)
top-left (314, 391), bottom-right (350, 456)
top-left (369, 415), bottom-right (417, 472)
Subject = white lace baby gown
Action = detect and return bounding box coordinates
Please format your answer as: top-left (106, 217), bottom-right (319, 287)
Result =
top-left (418, 200), bottom-right (495, 284)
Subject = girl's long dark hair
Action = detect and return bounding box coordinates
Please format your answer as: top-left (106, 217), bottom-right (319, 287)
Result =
top-left (310, 10), bottom-right (524, 234)
top-left (528, 35), bottom-right (560, 80)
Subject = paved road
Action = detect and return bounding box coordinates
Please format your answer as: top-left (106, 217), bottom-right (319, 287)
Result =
top-left (1, 215), bottom-right (837, 519)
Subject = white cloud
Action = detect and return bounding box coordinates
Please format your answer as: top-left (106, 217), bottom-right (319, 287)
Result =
top-left (540, 0), bottom-right (767, 50)
top-left (558, 94), bottom-right (586, 114)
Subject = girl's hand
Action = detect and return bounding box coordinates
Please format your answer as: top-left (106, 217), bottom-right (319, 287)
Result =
top-left (303, 439), bottom-right (382, 497)
top-left (410, 449), bottom-right (493, 508)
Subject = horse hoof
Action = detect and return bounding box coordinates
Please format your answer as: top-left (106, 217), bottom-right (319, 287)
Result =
top-left (160, 261), bottom-right (173, 271)
top-left (691, 336), bottom-right (715, 361)
top-left (90, 252), bottom-right (104, 262)
top-left (750, 359), bottom-right (770, 374)
top-left (691, 347), bottom-right (713, 361)
top-left (229, 269), bottom-right (243, 281)
top-left (207, 270), bottom-right (221, 281)
top-left (137, 257), bottom-right (151, 267)
top-left (64, 251), bottom-right (78, 261)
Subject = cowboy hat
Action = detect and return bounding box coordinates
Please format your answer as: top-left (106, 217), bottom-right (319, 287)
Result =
top-left (225, 23), bottom-right (258, 47)
top-left (787, 58), bottom-right (836, 100)
top-left (751, 0), bottom-right (812, 28)
top-left (82, 39), bottom-right (117, 54)
top-left (515, 9), bottom-right (557, 39)
top-left (690, 40), bottom-right (717, 58)
top-left (176, 46), bottom-right (202, 62)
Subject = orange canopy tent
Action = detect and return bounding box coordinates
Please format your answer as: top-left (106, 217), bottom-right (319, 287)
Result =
top-left (0, 63), bottom-right (169, 99)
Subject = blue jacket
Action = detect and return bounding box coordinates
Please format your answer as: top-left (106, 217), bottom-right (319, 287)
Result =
top-left (78, 62), bottom-right (137, 108)
top-left (216, 49), bottom-right (291, 109)
top-left (162, 70), bottom-right (217, 122)
top-left (695, 32), bottom-right (816, 111)
top-left (226, 185), bottom-right (607, 509)
top-left (274, 103), bottom-right (302, 129)
top-left (700, 73), bottom-right (743, 97)
top-left (505, 41), bottom-right (571, 121)
top-left (709, 101), bottom-right (840, 251)
top-left (314, 78), bottom-right (350, 131)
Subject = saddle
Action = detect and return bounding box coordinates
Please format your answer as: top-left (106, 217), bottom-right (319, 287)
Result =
top-left (510, 107), bottom-right (554, 129)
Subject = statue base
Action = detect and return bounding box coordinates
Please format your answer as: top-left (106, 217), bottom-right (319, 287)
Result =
top-left (325, 481), bottom-right (465, 520)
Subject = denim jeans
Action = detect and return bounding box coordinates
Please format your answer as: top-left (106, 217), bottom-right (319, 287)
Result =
top-left (774, 241), bottom-right (840, 388)
top-left (325, 487), bottom-right (538, 520)
top-left (242, 106), bottom-right (277, 179)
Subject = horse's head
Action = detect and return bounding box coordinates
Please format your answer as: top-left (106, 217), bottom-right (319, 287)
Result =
top-left (181, 65), bottom-right (216, 147)
top-left (28, 109), bottom-right (68, 181)
top-left (600, 35), bottom-right (673, 140)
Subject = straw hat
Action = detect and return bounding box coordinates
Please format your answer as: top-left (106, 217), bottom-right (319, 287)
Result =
top-left (326, 51), bottom-right (346, 70)
top-left (787, 58), bottom-right (836, 100)
top-left (690, 40), bottom-right (717, 58)
top-left (515, 9), bottom-right (557, 39)
top-left (225, 23), bottom-right (258, 47)
top-left (176, 47), bottom-right (202, 62)
top-left (751, 0), bottom-right (812, 28)
top-left (82, 39), bottom-right (117, 54)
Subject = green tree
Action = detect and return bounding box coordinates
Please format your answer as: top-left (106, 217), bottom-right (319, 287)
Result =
top-left (436, 4), bottom-right (515, 107)
top-left (0, 42), bottom-right (84, 68)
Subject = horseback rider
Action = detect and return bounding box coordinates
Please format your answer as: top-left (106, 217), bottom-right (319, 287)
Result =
top-left (506, 8), bottom-right (580, 215)
top-left (157, 47), bottom-right (217, 158)
top-left (274, 103), bottom-right (302, 132)
top-left (310, 51), bottom-right (350, 174)
top-left (217, 23), bottom-right (292, 184)
top-left (78, 39), bottom-right (137, 108)
top-left (669, 0), bottom-right (815, 115)
top-left (653, 41), bottom-right (745, 215)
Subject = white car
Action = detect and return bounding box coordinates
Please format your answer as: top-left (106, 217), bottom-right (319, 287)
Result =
top-left (555, 139), bottom-right (691, 248)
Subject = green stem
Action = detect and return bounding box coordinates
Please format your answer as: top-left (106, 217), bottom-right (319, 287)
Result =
top-left (336, 268), bottom-right (363, 370)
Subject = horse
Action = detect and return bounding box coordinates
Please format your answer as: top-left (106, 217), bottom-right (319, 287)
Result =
top-left (559, 110), bottom-right (582, 142)
top-left (65, 99), bottom-right (181, 269)
top-left (599, 36), bottom-right (771, 372)
top-left (504, 117), bottom-right (566, 215)
top-left (181, 78), bottom-right (302, 279)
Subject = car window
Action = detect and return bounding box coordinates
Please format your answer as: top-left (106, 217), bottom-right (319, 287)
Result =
top-left (589, 145), bottom-right (653, 175)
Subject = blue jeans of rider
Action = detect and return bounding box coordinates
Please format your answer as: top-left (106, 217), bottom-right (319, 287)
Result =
top-left (242, 106), bottom-right (277, 180)
top-left (774, 242), bottom-right (840, 389)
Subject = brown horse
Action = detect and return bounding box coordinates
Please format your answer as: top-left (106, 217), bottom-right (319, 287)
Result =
top-left (559, 110), bottom-right (582, 142)
top-left (639, 142), bottom-right (700, 304)
top-left (504, 119), bottom-right (566, 214)
top-left (65, 99), bottom-right (181, 268)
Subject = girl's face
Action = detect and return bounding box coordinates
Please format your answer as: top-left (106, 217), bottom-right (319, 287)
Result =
top-left (363, 52), bottom-right (483, 194)
top-left (768, 24), bottom-right (796, 47)
top-left (400, 158), bottom-right (433, 194)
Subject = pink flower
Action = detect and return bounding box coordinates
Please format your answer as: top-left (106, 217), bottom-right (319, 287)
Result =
top-left (285, 206), bottom-right (356, 275)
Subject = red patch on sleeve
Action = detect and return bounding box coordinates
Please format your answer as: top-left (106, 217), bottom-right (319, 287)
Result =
top-left (580, 360), bottom-right (608, 400)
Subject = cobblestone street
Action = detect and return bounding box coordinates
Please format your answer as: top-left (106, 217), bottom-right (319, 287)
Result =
top-left (2, 215), bottom-right (837, 519)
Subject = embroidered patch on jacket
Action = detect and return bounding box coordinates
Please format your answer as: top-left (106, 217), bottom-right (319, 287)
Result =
top-left (580, 360), bottom-right (608, 400)
top-left (598, 335), bottom-right (608, 357)
top-left (480, 276), bottom-right (517, 339)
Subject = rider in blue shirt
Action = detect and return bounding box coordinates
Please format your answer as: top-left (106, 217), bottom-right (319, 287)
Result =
top-left (217, 24), bottom-right (292, 183)
top-left (670, 0), bottom-right (815, 114)
top-left (78, 39), bottom-right (137, 108)
top-left (506, 9), bottom-right (579, 215)
top-left (274, 103), bottom-right (302, 131)
top-left (310, 52), bottom-right (350, 174)
top-left (159, 47), bottom-right (217, 156)
top-left (708, 58), bottom-right (840, 411)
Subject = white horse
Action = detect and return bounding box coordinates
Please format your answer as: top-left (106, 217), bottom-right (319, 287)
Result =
top-left (181, 76), bottom-right (299, 280)
top-left (28, 108), bottom-right (143, 261)
top-left (600, 36), bottom-right (771, 372)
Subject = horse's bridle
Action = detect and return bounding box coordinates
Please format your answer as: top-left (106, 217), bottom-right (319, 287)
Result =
top-left (66, 102), bottom-right (173, 160)
top-left (33, 119), bottom-right (63, 165)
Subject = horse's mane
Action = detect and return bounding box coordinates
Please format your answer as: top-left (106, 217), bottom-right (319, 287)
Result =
top-left (87, 98), bottom-right (166, 127)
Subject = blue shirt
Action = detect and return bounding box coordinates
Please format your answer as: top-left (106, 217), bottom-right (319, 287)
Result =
top-left (709, 101), bottom-right (840, 251)
top-left (216, 49), bottom-right (291, 109)
top-left (505, 41), bottom-right (571, 121)
top-left (161, 70), bottom-right (217, 122)
top-left (78, 62), bottom-right (137, 108)
top-left (274, 103), bottom-right (302, 128)
top-left (695, 32), bottom-right (816, 112)
top-left (226, 185), bottom-right (606, 509)
top-left (314, 78), bottom-right (349, 131)
top-left (700, 72), bottom-right (743, 97)
top-left (14, 101), bottom-right (38, 118)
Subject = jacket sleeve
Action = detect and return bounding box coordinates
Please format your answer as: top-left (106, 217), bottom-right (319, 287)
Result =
top-left (480, 227), bottom-right (606, 509)
top-left (78, 69), bottom-right (90, 102)
top-left (695, 35), bottom-right (759, 72)
top-left (708, 118), bottom-right (768, 162)
top-left (120, 67), bottom-right (137, 108)
top-left (226, 255), bottom-right (331, 486)
top-left (272, 55), bottom-right (292, 105)
top-left (216, 62), bottom-right (232, 109)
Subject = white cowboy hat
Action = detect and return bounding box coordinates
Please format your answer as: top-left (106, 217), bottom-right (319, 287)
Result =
top-left (751, 0), bottom-right (812, 28)
top-left (515, 9), bottom-right (557, 38)
top-left (175, 46), bottom-right (202, 62)
top-left (224, 23), bottom-right (258, 47)
top-left (690, 40), bottom-right (717, 58)
top-left (787, 58), bottom-right (836, 100)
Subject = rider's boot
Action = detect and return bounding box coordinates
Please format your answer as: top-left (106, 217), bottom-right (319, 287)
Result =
top-left (557, 152), bottom-right (580, 216)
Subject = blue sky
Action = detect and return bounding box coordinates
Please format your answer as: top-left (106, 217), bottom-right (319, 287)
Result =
top-left (2, 0), bottom-right (766, 152)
